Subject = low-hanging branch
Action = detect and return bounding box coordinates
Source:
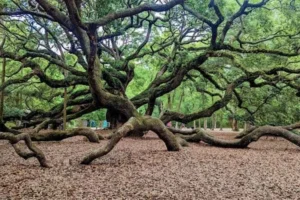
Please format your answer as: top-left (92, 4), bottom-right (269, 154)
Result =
top-left (29, 128), bottom-right (102, 143)
top-left (0, 132), bottom-right (50, 167)
top-left (171, 122), bottom-right (300, 148)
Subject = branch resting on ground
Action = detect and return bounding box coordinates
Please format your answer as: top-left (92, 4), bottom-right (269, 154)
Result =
top-left (30, 128), bottom-right (103, 142)
top-left (0, 132), bottom-right (50, 167)
top-left (81, 116), bottom-right (180, 164)
top-left (169, 122), bottom-right (300, 148)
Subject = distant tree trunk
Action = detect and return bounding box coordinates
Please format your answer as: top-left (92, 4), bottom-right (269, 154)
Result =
top-left (55, 38), bottom-right (68, 130)
top-left (145, 98), bottom-right (155, 116)
top-left (63, 87), bottom-right (68, 130)
top-left (0, 57), bottom-right (5, 122)
top-left (167, 93), bottom-right (172, 110)
top-left (175, 89), bottom-right (184, 129)
top-left (219, 116), bottom-right (223, 131)
top-left (219, 122), bottom-right (223, 131)
top-left (214, 119), bottom-right (217, 130)
top-left (198, 119), bottom-right (201, 128)
top-left (106, 108), bottom-right (143, 136)
top-left (193, 120), bottom-right (196, 129)
top-left (51, 122), bottom-right (61, 130)
top-left (232, 119), bottom-right (239, 131)
top-left (106, 108), bottom-right (126, 129)
top-left (158, 101), bottom-right (164, 118)
top-left (204, 119), bottom-right (207, 130)
top-left (244, 121), bottom-right (251, 131)
top-left (211, 115), bottom-right (216, 130)
top-left (229, 117), bottom-right (232, 128)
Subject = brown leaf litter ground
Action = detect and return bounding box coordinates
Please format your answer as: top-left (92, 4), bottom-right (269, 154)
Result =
top-left (0, 130), bottom-right (300, 200)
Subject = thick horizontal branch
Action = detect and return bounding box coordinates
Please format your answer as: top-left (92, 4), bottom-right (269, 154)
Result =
top-left (175, 123), bottom-right (300, 149)
top-left (88, 0), bottom-right (184, 27)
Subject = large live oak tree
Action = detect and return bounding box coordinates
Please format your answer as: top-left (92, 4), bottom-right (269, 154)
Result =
top-left (0, 0), bottom-right (299, 166)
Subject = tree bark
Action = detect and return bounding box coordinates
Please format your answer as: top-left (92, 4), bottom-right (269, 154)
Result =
top-left (81, 116), bottom-right (180, 164)
top-left (232, 119), bottom-right (239, 131)
top-left (173, 123), bottom-right (300, 149)
top-left (0, 57), bottom-right (5, 122)
top-left (106, 108), bottom-right (127, 129)
top-left (30, 128), bottom-right (102, 142)
top-left (0, 132), bottom-right (50, 167)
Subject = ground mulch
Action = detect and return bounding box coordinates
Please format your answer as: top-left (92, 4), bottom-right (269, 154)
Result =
top-left (0, 130), bottom-right (300, 200)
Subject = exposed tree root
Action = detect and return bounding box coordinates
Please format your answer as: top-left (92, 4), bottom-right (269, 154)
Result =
top-left (81, 116), bottom-right (180, 164)
top-left (0, 132), bottom-right (50, 167)
top-left (171, 123), bottom-right (300, 148)
top-left (30, 128), bottom-right (102, 143)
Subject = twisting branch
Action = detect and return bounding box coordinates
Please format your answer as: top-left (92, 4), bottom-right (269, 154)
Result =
top-left (88, 0), bottom-right (185, 27)
top-left (0, 132), bottom-right (50, 167)
top-left (171, 122), bottom-right (300, 149)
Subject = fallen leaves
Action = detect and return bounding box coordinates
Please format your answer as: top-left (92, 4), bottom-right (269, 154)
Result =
top-left (0, 131), bottom-right (300, 199)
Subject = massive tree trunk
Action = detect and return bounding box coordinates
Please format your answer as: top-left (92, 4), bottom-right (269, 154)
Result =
top-left (76, 27), bottom-right (180, 163)
top-left (81, 116), bottom-right (180, 164)
top-left (106, 108), bottom-right (127, 129)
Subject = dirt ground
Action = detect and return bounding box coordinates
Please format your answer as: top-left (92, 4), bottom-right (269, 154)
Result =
top-left (1, 130), bottom-right (300, 200)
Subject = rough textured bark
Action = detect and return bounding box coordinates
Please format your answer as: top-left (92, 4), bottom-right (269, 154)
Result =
top-left (0, 132), bottom-right (50, 167)
top-left (81, 116), bottom-right (180, 164)
top-left (172, 123), bottom-right (300, 149)
top-left (30, 128), bottom-right (102, 142)
top-left (235, 126), bottom-right (258, 139)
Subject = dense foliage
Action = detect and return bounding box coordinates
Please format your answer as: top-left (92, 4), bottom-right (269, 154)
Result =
top-left (0, 0), bottom-right (299, 129)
